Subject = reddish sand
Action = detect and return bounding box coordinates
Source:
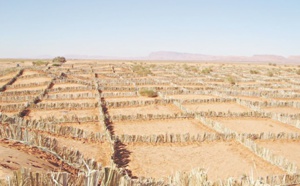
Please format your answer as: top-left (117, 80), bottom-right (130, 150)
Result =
top-left (113, 119), bottom-right (215, 135)
top-left (5, 85), bottom-right (47, 92)
top-left (183, 102), bottom-right (250, 113)
top-left (0, 111), bottom-right (18, 116)
top-left (59, 122), bottom-right (105, 133)
top-left (13, 77), bottom-right (51, 85)
top-left (0, 143), bottom-right (59, 180)
top-left (52, 83), bottom-right (87, 88)
top-left (109, 104), bottom-right (182, 116)
top-left (27, 108), bottom-right (99, 120)
top-left (41, 98), bottom-right (97, 104)
top-left (105, 96), bottom-right (159, 102)
top-left (0, 81), bottom-right (9, 87)
top-left (47, 90), bottom-right (97, 96)
top-left (183, 85), bottom-right (206, 88)
top-left (56, 137), bottom-right (112, 166)
top-left (127, 141), bottom-right (284, 180)
top-left (22, 70), bottom-right (43, 76)
top-left (211, 117), bottom-right (300, 134)
top-left (0, 72), bottom-right (18, 80)
top-left (257, 140), bottom-right (300, 168)
top-left (137, 85), bottom-right (172, 88)
top-left (169, 94), bottom-right (219, 100)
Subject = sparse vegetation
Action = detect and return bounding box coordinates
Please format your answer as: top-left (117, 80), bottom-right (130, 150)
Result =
top-left (268, 63), bottom-right (277, 66)
top-left (267, 71), bottom-right (274, 77)
top-left (226, 75), bottom-right (237, 85)
top-left (132, 64), bottom-right (153, 76)
top-left (32, 60), bottom-right (49, 66)
top-left (1, 61), bottom-right (299, 186)
top-left (139, 89), bottom-right (158, 97)
top-left (201, 67), bottom-right (213, 74)
top-left (52, 56), bottom-right (66, 63)
top-left (250, 70), bottom-right (260, 74)
top-left (183, 64), bottom-right (199, 73)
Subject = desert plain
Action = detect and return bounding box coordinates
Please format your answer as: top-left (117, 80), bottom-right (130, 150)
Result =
top-left (0, 59), bottom-right (300, 185)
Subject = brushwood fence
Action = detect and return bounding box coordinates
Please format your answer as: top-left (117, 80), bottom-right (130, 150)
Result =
top-left (0, 114), bottom-right (107, 142)
top-left (0, 69), bottom-right (23, 92)
top-left (31, 102), bottom-right (99, 110)
top-left (238, 135), bottom-right (298, 174)
top-left (44, 92), bottom-right (97, 100)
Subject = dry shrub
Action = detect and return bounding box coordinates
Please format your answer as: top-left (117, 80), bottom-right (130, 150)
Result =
top-left (139, 89), bottom-right (158, 97)
top-left (250, 70), bottom-right (259, 74)
top-left (201, 67), bottom-right (213, 74)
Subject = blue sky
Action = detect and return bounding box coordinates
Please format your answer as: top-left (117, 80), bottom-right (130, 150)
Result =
top-left (0, 1), bottom-right (299, 58)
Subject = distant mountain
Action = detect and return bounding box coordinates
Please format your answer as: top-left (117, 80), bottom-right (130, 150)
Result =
top-left (289, 56), bottom-right (300, 63)
top-left (147, 51), bottom-right (299, 63)
top-left (18, 51), bottom-right (299, 63)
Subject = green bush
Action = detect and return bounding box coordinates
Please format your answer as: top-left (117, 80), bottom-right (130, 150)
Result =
top-left (139, 89), bottom-right (158, 97)
top-left (52, 63), bottom-right (61, 67)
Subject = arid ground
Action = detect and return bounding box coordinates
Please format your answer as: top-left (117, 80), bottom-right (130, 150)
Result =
top-left (0, 59), bottom-right (300, 185)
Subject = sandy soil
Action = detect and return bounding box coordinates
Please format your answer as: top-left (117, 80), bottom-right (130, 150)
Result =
top-left (270, 97), bottom-right (300, 101)
top-left (56, 137), bottom-right (112, 166)
top-left (204, 82), bottom-right (227, 85)
top-left (169, 94), bottom-right (219, 100)
top-left (109, 104), bottom-right (182, 116)
top-left (105, 96), bottom-right (160, 102)
top-left (211, 117), bottom-right (300, 134)
top-left (27, 108), bottom-right (99, 120)
top-left (127, 141), bottom-right (284, 180)
top-left (0, 111), bottom-right (18, 116)
top-left (0, 75), bottom-right (15, 81)
top-left (52, 83), bottom-right (88, 88)
top-left (137, 85), bottom-right (172, 88)
top-left (0, 81), bottom-right (9, 87)
top-left (74, 74), bottom-right (93, 79)
top-left (47, 90), bottom-right (97, 96)
top-left (59, 122), bottom-right (105, 133)
top-left (236, 81), bottom-right (258, 85)
top-left (42, 98), bottom-right (97, 104)
top-left (257, 140), bottom-right (300, 168)
top-left (182, 85), bottom-right (206, 88)
top-left (13, 77), bottom-right (51, 85)
top-left (5, 85), bottom-right (47, 92)
top-left (183, 102), bottom-right (250, 113)
top-left (235, 96), bottom-right (268, 102)
top-left (22, 70), bottom-right (43, 76)
top-left (102, 89), bottom-right (134, 93)
top-left (0, 143), bottom-right (58, 180)
top-left (95, 75), bottom-right (119, 79)
top-left (0, 101), bottom-right (28, 106)
top-left (262, 106), bottom-right (300, 114)
top-left (114, 119), bottom-right (215, 135)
